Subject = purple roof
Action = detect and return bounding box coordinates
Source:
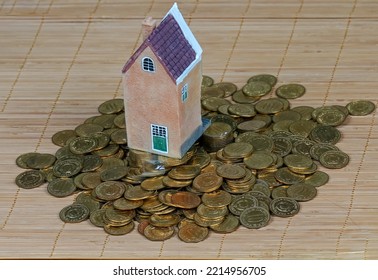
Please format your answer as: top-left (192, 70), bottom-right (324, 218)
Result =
top-left (122, 14), bottom-right (196, 82)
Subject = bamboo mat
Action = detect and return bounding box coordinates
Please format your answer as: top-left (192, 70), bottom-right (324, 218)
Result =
top-left (1, 0), bottom-right (377, 260)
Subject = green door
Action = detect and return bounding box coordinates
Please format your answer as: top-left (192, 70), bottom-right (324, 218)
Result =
top-left (151, 124), bottom-right (168, 153)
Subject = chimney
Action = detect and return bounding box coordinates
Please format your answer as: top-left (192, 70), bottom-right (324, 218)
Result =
top-left (142, 16), bottom-right (157, 40)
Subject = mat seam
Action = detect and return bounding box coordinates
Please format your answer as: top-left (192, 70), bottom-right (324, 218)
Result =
top-left (0, 0), bottom-right (54, 232)
top-left (274, 0), bottom-right (304, 83)
top-left (103, 0), bottom-right (156, 257)
top-left (322, 0), bottom-right (357, 106)
top-left (0, 0), bottom-right (52, 113)
top-left (335, 100), bottom-right (377, 257)
top-left (47, 0), bottom-right (102, 258)
top-left (220, 0), bottom-right (252, 82)
top-left (276, 217), bottom-right (293, 260)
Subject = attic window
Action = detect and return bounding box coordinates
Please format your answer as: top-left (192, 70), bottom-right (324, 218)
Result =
top-left (142, 57), bottom-right (155, 72)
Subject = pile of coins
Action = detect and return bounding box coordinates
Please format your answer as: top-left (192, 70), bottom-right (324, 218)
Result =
top-left (15, 74), bottom-right (375, 242)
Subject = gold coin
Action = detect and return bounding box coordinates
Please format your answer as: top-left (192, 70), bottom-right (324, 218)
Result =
top-left (275, 83), bottom-right (306, 99)
top-left (291, 105), bottom-right (314, 120)
top-left (284, 154), bottom-right (313, 170)
top-left (346, 100), bottom-right (375, 116)
top-left (193, 212), bottom-right (224, 227)
top-left (69, 136), bottom-right (98, 154)
top-left (244, 152), bottom-right (275, 170)
top-left (202, 75), bottom-right (214, 87)
top-left (210, 214), bottom-right (240, 233)
top-left (275, 167), bottom-right (305, 185)
top-left (216, 164), bottom-right (246, 179)
top-left (270, 197), bottom-right (300, 217)
top-left (168, 165), bottom-right (201, 180)
top-left (75, 123), bottom-right (103, 137)
top-left (197, 204), bottom-right (228, 219)
top-left (104, 221), bottom-right (135, 235)
top-left (201, 86), bottom-right (225, 99)
top-left (143, 224), bottom-right (175, 241)
top-left (92, 143), bottom-right (119, 157)
top-left (249, 135), bottom-right (274, 152)
top-left (305, 171), bottom-right (329, 187)
top-left (93, 114), bottom-right (116, 129)
top-left (316, 107), bottom-right (347, 126)
top-left (53, 158), bottom-right (82, 178)
top-left (113, 197), bottom-right (143, 210)
top-left (15, 170), bottom-right (45, 189)
top-left (229, 195), bottom-right (258, 215)
top-left (202, 97), bottom-right (231, 111)
top-left (192, 172), bottom-right (223, 192)
top-left (310, 125), bottom-right (341, 145)
top-left (89, 209), bottom-right (107, 227)
top-left (82, 172), bottom-right (102, 189)
top-left (227, 103), bottom-right (256, 118)
top-left (149, 213), bottom-right (181, 227)
top-left (319, 150), bottom-right (349, 169)
top-left (95, 181), bottom-right (126, 201)
top-left (16, 152), bottom-right (39, 169)
top-left (272, 110), bottom-right (301, 123)
top-left (287, 183), bottom-right (317, 201)
top-left (25, 153), bottom-right (56, 169)
top-left (162, 176), bottom-right (192, 188)
top-left (289, 120), bottom-right (317, 137)
top-left (271, 186), bottom-right (288, 199)
top-left (113, 113), bottom-right (126, 128)
top-left (309, 143), bottom-right (339, 161)
top-left (232, 90), bottom-right (260, 104)
top-left (90, 132), bottom-right (110, 150)
top-left (239, 207), bottom-right (270, 229)
top-left (110, 128), bottom-right (127, 144)
top-left (169, 191), bottom-right (201, 209)
top-left (213, 82), bottom-right (237, 97)
top-left (242, 81), bottom-right (271, 97)
top-left (247, 74), bottom-right (277, 87)
top-left (59, 203), bottom-right (90, 223)
top-left (255, 98), bottom-right (285, 114)
top-left (81, 154), bottom-right (102, 172)
top-left (75, 191), bottom-right (101, 213)
top-left (237, 120), bottom-right (267, 133)
top-left (223, 142), bottom-right (253, 159)
top-left (100, 165), bottom-right (128, 181)
top-left (98, 98), bottom-right (124, 115)
top-left (178, 222), bottom-right (209, 243)
top-left (105, 208), bottom-right (135, 225)
top-left (52, 129), bottom-right (77, 147)
top-left (47, 178), bottom-right (76, 197)
top-left (272, 137), bottom-right (292, 157)
top-left (141, 176), bottom-right (165, 191)
top-left (201, 190), bottom-right (232, 207)
top-left (124, 185), bottom-right (155, 200)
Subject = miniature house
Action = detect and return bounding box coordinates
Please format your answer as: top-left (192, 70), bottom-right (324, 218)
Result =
top-left (122, 3), bottom-right (204, 159)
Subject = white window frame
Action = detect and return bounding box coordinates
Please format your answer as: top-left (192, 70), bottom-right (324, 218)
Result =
top-left (151, 124), bottom-right (168, 153)
top-left (142, 57), bottom-right (155, 73)
top-left (181, 83), bottom-right (188, 102)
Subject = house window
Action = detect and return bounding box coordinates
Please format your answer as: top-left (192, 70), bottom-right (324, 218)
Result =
top-left (142, 57), bottom-right (155, 72)
top-left (181, 84), bottom-right (188, 102)
top-left (151, 124), bottom-right (168, 153)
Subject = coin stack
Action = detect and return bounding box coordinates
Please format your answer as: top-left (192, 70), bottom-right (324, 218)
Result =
top-left (15, 74), bottom-right (376, 243)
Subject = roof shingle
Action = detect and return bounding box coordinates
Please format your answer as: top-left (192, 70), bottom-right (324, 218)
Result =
top-left (122, 13), bottom-right (197, 82)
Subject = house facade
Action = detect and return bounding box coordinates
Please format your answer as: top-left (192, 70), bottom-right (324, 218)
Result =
top-left (122, 3), bottom-right (204, 158)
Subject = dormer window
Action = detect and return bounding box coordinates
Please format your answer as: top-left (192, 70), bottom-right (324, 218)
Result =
top-left (142, 57), bottom-right (155, 72)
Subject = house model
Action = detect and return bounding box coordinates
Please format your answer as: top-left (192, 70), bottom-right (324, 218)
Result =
top-left (122, 3), bottom-right (205, 159)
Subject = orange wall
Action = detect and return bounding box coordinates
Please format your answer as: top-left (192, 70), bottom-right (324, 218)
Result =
top-left (123, 47), bottom-right (181, 157)
top-left (123, 46), bottom-right (203, 158)
top-left (177, 61), bottom-right (203, 143)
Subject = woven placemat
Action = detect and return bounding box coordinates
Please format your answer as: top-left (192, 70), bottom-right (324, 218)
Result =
top-left (0, 0), bottom-right (377, 259)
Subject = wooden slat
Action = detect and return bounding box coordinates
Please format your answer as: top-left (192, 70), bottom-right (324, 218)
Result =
top-left (0, 0), bottom-right (377, 259)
